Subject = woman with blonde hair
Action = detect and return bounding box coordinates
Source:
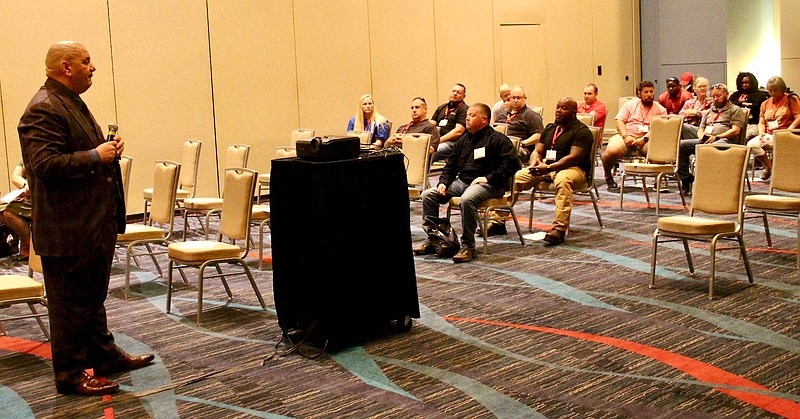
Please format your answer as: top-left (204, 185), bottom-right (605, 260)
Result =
top-left (346, 94), bottom-right (389, 147)
top-left (746, 76), bottom-right (800, 180)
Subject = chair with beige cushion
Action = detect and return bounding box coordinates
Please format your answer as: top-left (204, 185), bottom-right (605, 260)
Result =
top-left (619, 114), bottom-right (686, 214)
top-left (119, 155), bottom-right (133, 207)
top-left (0, 240), bottom-right (48, 340)
top-left (446, 177), bottom-right (525, 256)
top-left (744, 129), bottom-right (800, 268)
top-left (403, 133), bottom-right (433, 201)
top-left (349, 130), bottom-right (373, 147)
top-left (166, 168), bottom-right (267, 325)
top-left (118, 160), bottom-right (182, 298)
top-left (490, 122), bottom-right (509, 135)
top-left (577, 113), bottom-right (596, 127)
top-left (531, 106), bottom-right (544, 117)
top-left (142, 139), bottom-right (201, 223)
top-left (182, 143), bottom-right (250, 238)
top-left (257, 145), bottom-right (300, 204)
top-left (650, 144), bottom-right (753, 299)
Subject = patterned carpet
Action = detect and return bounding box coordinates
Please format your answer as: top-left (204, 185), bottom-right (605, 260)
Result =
top-left (1, 168), bottom-right (799, 418)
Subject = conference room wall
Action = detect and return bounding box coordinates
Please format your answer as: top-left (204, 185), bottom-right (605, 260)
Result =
top-left (781, 0), bottom-right (800, 92)
top-left (0, 0), bottom-right (116, 199)
top-left (0, 0), bottom-right (639, 214)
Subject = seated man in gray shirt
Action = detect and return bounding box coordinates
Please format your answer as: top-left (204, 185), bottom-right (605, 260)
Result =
top-left (677, 83), bottom-right (746, 194)
top-left (495, 85), bottom-right (543, 162)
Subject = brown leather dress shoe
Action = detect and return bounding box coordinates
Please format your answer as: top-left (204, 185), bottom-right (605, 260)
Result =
top-left (94, 351), bottom-right (155, 376)
top-left (413, 240), bottom-right (436, 256)
top-left (543, 229), bottom-right (565, 245)
top-left (452, 247), bottom-right (476, 263)
top-left (56, 371), bottom-right (119, 396)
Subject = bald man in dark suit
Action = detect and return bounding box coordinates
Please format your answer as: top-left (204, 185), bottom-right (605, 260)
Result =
top-left (19, 41), bottom-right (153, 396)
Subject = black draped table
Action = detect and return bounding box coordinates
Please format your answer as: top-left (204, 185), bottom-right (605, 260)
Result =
top-left (270, 151), bottom-right (419, 341)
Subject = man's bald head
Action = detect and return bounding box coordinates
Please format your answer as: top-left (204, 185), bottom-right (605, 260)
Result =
top-left (44, 41), bottom-right (95, 94)
top-left (554, 97), bottom-right (578, 124)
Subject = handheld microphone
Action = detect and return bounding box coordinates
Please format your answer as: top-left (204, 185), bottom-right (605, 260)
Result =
top-left (107, 123), bottom-right (118, 142)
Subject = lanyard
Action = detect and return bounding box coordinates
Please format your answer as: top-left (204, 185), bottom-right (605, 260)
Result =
top-left (551, 126), bottom-right (564, 149)
top-left (445, 101), bottom-right (463, 117)
top-left (401, 121), bottom-right (415, 134)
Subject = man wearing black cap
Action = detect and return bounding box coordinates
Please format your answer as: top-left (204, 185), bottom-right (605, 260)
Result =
top-left (658, 76), bottom-right (693, 114)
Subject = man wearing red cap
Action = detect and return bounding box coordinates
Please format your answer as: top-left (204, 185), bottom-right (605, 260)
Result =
top-left (680, 71), bottom-right (694, 94)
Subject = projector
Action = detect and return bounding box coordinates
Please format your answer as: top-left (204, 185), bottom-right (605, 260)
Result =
top-left (296, 135), bottom-right (360, 161)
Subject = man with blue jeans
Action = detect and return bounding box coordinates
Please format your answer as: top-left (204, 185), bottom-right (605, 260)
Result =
top-left (414, 103), bottom-right (520, 263)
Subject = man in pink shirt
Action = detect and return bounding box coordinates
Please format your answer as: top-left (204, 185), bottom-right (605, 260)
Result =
top-left (601, 80), bottom-right (668, 190)
top-left (658, 76), bottom-right (693, 114)
top-left (578, 83), bottom-right (607, 130)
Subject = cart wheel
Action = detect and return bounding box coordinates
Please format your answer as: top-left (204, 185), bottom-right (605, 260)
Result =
top-left (395, 315), bottom-right (413, 332)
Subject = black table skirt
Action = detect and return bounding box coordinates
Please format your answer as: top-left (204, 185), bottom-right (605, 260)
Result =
top-left (270, 152), bottom-right (419, 337)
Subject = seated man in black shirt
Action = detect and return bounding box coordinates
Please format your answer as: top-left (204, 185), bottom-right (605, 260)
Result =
top-left (414, 103), bottom-right (520, 263)
top-left (514, 97), bottom-right (594, 245)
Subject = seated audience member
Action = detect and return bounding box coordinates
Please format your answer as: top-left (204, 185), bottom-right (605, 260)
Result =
top-left (680, 71), bottom-right (694, 94)
top-left (746, 76), bottom-right (800, 180)
top-left (578, 83), bottom-right (608, 130)
top-left (384, 97), bottom-right (440, 155)
top-left (513, 97), bottom-right (594, 245)
top-left (431, 83), bottom-right (468, 162)
top-left (413, 103), bottom-right (520, 263)
top-left (490, 83), bottom-right (512, 123)
top-left (495, 85), bottom-right (544, 161)
top-left (729, 72), bottom-right (770, 138)
top-left (678, 77), bottom-right (713, 139)
top-left (601, 80), bottom-right (667, 190)
top-left (677, 83), bottom-right (746, 194)
top-left (659, 76), bottom-right (693, 114)
top-left (346, 94), bottom-right (390, 147)
top-left (0, 160), bottom-right (32, 261)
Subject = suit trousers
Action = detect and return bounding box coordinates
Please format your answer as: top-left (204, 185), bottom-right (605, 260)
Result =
top-left (41, 229), bottom-right (119, 383)
top-left (515, 166), bottom-right (586, 232)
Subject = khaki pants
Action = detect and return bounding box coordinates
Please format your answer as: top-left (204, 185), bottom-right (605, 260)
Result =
top-left (514, 166), bottom-right (587, 232)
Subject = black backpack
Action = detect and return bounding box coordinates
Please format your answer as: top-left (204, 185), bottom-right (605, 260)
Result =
top-left (422, 215), bottom-right (460, 258)
top-left (0, 224), bottom-right (19, 258)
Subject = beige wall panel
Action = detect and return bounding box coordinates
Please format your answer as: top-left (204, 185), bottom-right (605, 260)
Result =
top-left (499, 26), bottom-right (547, 117)
top-left (781, 0), bottom-right (800, 59)
top-left (207, 0), bottom-right (298, 182)
top-left (543, 0), bottom-right (594, 124)
top-left (294, 0), bottom-right (371, 137)
top-left (492, 0), bottom-right (545, 92)
top-left (433, 0), bottom-right (496, 106)
top-left (0, 0), bottom-right (113, 190)
top-left (780, 0), bottom-right (800, 91)
top-left (109, 1), bottom-right (217, 205)
top-left (592, 0), bottom-right (638, 123)
top-left (494, 0), bottom-right (545, 24)
top-left (367, 0), bottom-right (438, 128)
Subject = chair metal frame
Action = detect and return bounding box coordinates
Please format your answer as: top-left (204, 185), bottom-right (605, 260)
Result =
top-left (446, 176), bottom-right (525, 256)
top-left (490, 122), bottom-right (509, 135)
top-left (142, 139), bottom-right (202, 224)
top-left (119, 160), bottom-right (182, 298)
top-left (0, 244), bottom-right (48, 340)
top-left (650, 144), bottom-right (754, 299)
top-left (744, 129), bottom-right (800, 268)
top-left (529, 126), bottom-right (603, 232)
top-left (166, 168), bottom-right (267, 325)
top-left (618, 114), bottom-right (687, 214)
top-left (576, 113), bottom-right (596, 127)
top-left (403, 133), bottom-right (433, 200)
top-left (182, 143), bottom-right (250, 238)
top-left (257, 145), bottom-right (297, 204)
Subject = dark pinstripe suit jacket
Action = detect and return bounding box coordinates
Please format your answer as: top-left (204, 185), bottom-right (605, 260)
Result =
top-left (18, 78), bottom-right (125, 257)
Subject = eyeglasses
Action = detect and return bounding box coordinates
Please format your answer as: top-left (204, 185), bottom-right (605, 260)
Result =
top-left (413, 97), bottom-right (426, 105)
top-left (712, 83), bottom-right (724, 89)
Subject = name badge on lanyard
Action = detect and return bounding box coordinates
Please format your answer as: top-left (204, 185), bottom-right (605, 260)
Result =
top-left (545, 149), bottom-right (557, 162)
top-left (474, 147), bottom-right (486, 160)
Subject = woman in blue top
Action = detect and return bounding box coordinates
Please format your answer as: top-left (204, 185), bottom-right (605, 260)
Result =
top-left (347, 94), bottom-right (389, 147)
